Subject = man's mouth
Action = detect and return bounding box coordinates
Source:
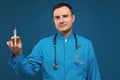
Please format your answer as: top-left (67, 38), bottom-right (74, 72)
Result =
top-left (59, 24), bottom-right (66, 27)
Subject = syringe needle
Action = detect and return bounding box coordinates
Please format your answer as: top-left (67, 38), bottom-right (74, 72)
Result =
top-left (14, 26), bottom-right (17, 46)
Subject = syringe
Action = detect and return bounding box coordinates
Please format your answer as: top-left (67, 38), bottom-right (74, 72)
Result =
top-left (14, 27), bottom-right (17, 46)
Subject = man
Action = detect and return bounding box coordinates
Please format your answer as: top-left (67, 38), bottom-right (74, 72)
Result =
top-left (7, 2), bottom-right (101, 80)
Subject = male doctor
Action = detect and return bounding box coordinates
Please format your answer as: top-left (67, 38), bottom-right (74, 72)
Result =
top-left (7, 2), bottom-right (101, 80)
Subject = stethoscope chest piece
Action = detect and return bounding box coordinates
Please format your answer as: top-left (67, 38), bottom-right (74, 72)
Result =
top-left (53, 63), bottom-right (58, 70)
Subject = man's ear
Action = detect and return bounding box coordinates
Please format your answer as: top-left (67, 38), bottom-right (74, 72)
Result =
top-left (72, 14), bottom-right (75, 23)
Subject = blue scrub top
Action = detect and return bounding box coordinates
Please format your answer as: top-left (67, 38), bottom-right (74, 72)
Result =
top-left (10, 32), bottom-right (101, 80)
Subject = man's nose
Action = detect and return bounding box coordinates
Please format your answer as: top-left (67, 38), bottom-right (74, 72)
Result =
top-left (59, 17), bottom-right (64, 23)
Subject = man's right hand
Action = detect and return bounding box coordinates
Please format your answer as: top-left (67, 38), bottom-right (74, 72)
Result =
top-left (7, 36), bottom-right (22, 56)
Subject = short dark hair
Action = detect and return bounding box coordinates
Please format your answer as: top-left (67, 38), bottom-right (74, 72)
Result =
top-left (52, 2), bottom-right (73, 15)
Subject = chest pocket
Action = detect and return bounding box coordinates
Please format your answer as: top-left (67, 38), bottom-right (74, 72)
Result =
top-left (73, 34), bottom-right (87, 69)
top-left (75, 56), bottom-right (86, 66)
top-left (74, 56), bottom-right (87, 74)
top-left (74, 45), bottom-right (88, 72)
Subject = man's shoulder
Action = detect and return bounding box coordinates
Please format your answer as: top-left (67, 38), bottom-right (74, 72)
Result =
top-left (37, 34), bottom-right (54, 44)
top-left (76, 34), bottom-right (92, 45)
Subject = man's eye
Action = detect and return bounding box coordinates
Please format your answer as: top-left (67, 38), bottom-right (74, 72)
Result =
top-left (63, 15), bottom-right (68, 17)
top-left (55, 16), bottom-right (60, 19)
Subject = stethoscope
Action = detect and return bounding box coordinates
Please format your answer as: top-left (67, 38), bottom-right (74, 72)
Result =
top-left (53, 33), bottom-right (80, 70)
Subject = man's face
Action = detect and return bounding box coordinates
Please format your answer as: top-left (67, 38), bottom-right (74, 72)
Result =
top-left (53, 6), bottom-right (75, 34)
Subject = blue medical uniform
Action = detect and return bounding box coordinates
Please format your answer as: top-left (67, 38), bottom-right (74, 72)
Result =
top-left (10, 32), bottom-right (101, 80)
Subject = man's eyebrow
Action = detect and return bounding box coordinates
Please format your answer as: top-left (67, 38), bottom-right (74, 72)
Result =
top-left (54, 14), bottom-right (69, 17)
top-left (63, 14), bottom-right (69, 16)
top-left (54, 15), bottom-right (60, 19)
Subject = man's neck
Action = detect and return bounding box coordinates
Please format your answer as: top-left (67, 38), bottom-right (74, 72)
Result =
top-left (61, 29), bottom-right (72, 38)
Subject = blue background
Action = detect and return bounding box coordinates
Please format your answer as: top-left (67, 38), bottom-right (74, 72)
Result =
top-left (0, 0), bottom-right (120, 80)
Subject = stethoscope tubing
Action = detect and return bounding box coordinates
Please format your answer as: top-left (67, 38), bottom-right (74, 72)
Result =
top-left (53, 33), bottom-right (78, 70)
